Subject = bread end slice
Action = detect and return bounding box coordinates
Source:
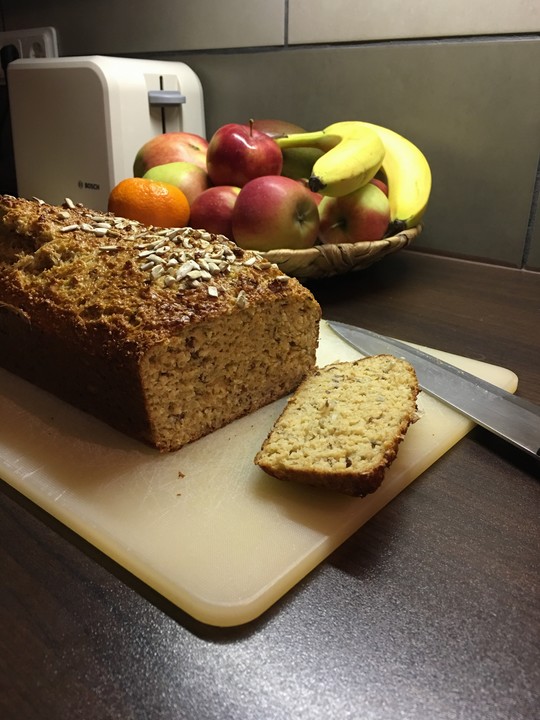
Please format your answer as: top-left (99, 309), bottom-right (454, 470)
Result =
top-left (255, 354), bottom-right (420, 497)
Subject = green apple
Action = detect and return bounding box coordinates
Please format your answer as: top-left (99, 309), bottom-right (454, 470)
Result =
top-left (252, 119), bottom-right (323, 180)
top-left (143, 161), bottom-right (210, 205)
top-left (281, 146), bottom-right (323, 180)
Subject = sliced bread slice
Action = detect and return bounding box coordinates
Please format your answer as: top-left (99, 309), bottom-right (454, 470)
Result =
top-left (255, 354), bottom-right (420, 496)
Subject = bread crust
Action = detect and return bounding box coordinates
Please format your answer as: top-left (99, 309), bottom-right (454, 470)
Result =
top-left (0, 195), bottom-right (321, 450)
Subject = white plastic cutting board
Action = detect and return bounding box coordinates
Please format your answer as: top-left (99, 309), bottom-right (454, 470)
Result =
top-left (0, 321), bottom-right (518, 627)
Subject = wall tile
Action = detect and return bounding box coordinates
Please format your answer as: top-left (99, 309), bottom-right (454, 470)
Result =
top-left (161, 39), bottom-right (540, 267)
top-left (288, 0), bottom-right (540, 44)
top-left (1, 0), bottom-right (285, 54)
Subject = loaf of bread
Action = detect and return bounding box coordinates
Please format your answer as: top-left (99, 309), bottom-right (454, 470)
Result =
top-left (255, 355), bottom-right (420, 496)
top-left (0, 195), bottom-right (321, 451)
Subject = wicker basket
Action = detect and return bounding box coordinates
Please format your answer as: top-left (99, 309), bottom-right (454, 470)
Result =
top-left (260, 225), bottom-right (421, 279)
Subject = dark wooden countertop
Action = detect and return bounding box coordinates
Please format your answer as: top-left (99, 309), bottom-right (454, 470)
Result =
top-left (1, 250), bottom-right (539, 720)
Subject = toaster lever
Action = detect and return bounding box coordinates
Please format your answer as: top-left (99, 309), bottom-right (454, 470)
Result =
top-left (148, 90), bottom-right (186, 107)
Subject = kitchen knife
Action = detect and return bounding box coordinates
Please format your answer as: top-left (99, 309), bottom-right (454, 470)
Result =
top-left (327, 320), bottom-right (540, 460)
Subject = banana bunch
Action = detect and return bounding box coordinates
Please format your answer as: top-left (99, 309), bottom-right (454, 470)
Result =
top-left (275, 120), bottom-right (431, 229)
top-left (276, 121), bottom-right (385, 197)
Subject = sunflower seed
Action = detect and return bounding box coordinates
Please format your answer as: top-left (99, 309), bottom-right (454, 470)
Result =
top-left (236, 290), bottom-right (248, 308)
top-left (176, 260), bottom-right (200, 279)
top-left (147, 253), bottom-right (166, 264)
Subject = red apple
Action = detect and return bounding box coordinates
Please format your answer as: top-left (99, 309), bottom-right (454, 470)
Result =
top-left (143, 161), bottom-right (210, 205)
top-left (251, 118), bottom-right (306, 138)
top-left (232, 175), bottom-right (319, 251)
top-left (189, 185), bottom-right (241, 240)
top-left (206, 122), bottom-right (283, 187)
top-left (370, 177), bottom-right (389, 196)
top-left (318, 183), bottom-right (390, 245)
top-left (133, 132), bottom-right (208, 176)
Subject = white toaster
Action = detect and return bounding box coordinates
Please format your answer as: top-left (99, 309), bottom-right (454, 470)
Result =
top-left (7, 55), bottom-right (206, 211)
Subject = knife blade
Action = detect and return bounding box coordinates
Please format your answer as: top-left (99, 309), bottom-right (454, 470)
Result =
top-left (327, 320), bottom-right (540, 460)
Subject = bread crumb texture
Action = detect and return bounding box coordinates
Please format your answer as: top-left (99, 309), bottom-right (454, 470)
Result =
top-left (255, 355), bottom-right (420, 496)
top-left (0, 195), bottom-right (321, 451)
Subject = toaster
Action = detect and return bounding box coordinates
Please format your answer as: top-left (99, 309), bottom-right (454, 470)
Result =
top-left (7, 55), bottom-right (206, 211)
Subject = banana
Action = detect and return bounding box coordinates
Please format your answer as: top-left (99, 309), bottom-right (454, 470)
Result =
top-left (275, 121), bottom-right (386, 197)
top-left (359, 122), bottom-right (431, 228)
top-left (276, 120), bottom-right (432, 228)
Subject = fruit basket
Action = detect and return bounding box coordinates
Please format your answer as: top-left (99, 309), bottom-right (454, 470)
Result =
top-left (259, 225), bottom-right (420, 280)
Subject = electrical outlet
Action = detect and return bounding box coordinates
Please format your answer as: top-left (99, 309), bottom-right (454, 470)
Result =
top-left (0, 26), bottom-right (58, 83)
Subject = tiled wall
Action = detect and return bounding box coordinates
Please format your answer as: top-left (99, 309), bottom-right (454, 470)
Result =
top-left (1, 1), bottom-right (539, 269)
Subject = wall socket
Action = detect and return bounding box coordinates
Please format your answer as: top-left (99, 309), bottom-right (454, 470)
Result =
top-left (0, 26), bottom-right (59, 83)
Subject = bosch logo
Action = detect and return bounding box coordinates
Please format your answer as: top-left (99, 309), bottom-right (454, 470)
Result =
top-left (78, 181), bottom-right (100, 190)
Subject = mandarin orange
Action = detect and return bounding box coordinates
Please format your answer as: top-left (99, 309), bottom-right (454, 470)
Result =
top-left (108, 177), bottom-right (190, 228)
